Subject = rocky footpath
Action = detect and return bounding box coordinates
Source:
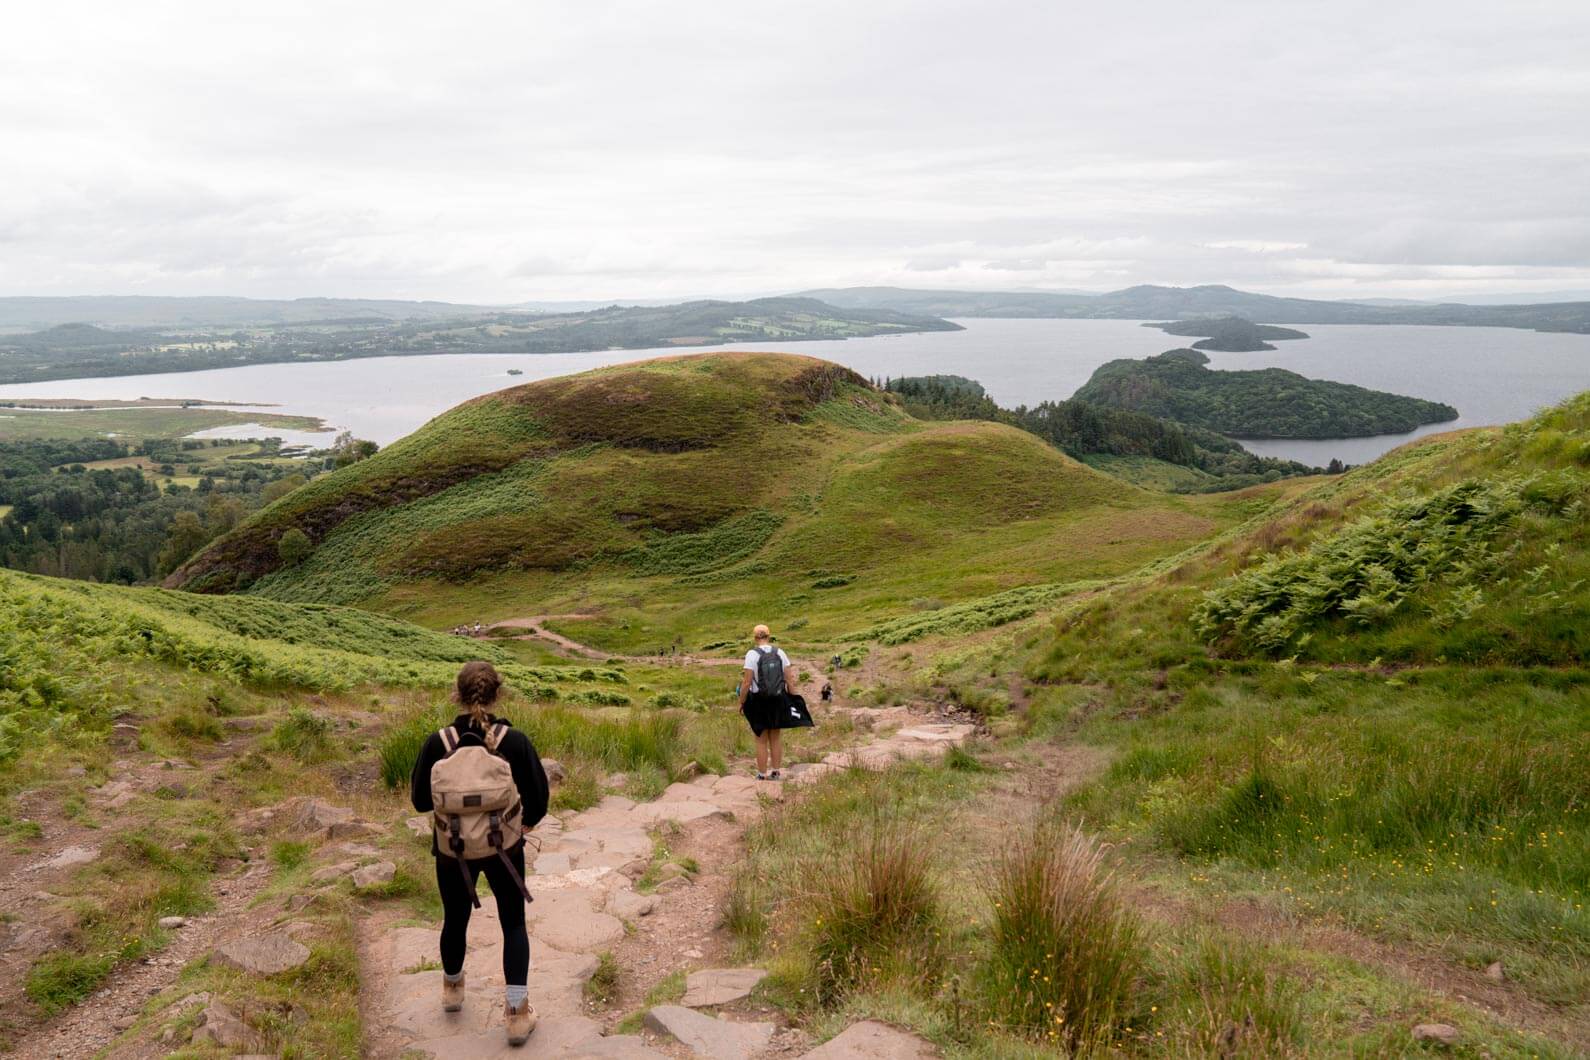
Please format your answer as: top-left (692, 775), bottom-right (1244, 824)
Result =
top-left (365, 721), bottom-right (974, 1058)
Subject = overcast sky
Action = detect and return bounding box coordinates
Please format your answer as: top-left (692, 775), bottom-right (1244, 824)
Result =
top-left (2, 1), bottom-right (1587, 303)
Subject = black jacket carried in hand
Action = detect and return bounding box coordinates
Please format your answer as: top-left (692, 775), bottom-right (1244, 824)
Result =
top-left (410, 713), bottom-right (551, 856)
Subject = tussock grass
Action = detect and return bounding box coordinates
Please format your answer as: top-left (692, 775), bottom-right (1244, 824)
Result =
top-left (271, 706), bottom-right (334, 763)
top-left (801, 816), bottom-right (945, 1003)
top-left (980, 820), bottom-right (1143, 1052)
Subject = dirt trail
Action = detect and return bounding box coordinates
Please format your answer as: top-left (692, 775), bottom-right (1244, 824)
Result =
top-left (3, 734), bottom-right (284, 1059)
top-left (359, 711), bottom-right (976, 1058)
top-left (484, 616), bottom-right (753, 668)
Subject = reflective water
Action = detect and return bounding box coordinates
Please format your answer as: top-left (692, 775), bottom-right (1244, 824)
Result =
top-left (0, 319), bottom-right (1586, 466)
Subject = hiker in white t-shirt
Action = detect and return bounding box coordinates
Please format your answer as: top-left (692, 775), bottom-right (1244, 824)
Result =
top-left (737, 624), bottom-right (795, 780)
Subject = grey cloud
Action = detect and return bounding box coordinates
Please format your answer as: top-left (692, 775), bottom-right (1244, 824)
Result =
top-left (0, 0), bottom-right (1587, 300)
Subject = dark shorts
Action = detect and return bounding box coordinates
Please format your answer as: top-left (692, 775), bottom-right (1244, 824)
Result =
top-left (741, 691), bottom-right (783, 736)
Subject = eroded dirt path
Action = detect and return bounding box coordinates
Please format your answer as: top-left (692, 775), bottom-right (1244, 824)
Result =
top-left (359, 713), bottom-right (976, 1058)
top-left (483, 616), bottom-right (749, 668)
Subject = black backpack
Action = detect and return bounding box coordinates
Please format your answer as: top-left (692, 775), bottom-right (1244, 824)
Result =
top-left (755, 646), bottom-right (785, 697)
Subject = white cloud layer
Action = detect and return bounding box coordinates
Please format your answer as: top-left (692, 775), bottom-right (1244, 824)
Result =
top-left (1, 0), bottom-right (1587, 301)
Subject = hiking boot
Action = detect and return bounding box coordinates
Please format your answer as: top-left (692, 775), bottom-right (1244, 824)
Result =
top-left (505, 998), bottom-right (537, 1045)
top-left (442, 973), bottom-right (465, 1012)
top-left (769, 769), bottom-right (782, 780)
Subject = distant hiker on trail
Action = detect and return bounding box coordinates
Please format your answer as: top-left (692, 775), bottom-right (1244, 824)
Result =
top-left (820, 680), bottom-right (833, 704)
top-left (738, 623), bottom-right (810, 780)
top-left (410, 661), bottom-right (550, 1047)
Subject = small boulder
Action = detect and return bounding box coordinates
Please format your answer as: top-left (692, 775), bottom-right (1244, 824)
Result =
top-left (309, 861), bottom-right (357, 884)
top-left (644, 1005), bottom-right (775, 1060)
top-left (655, 875), bottom-right (691, 894)
top-left (42, 845), bottom-right (99, 870)
top-left (657, 862), bottom-right (689, 882)
top-left (295, 798), bottom-right (353, 833)
top-left (673, 760), bottom-right (703, 781)
top-left (192, 999), bottom-right (267, 1051)
top-left (682, 968), bottom-right (768, 1008)
top-left (351, 861), bottom-right (396, 888)
top-left (542, 758), bottom-right (567, 784)
top-left (608, 890), bottom-right (659, 919)
top-left (1484, 960), bottom-right (1505, 981)
top-left (327, 820), bottom-right (382, 841)
top-left (158, 916), bottom-right (189, 930)
top-left (799, 1020), bottom-right (938, 1059)
top-left (212, 931), bottom-right (311, 976)
top-left (1412, 1023), bottom-right (1462, 1047)
top-left (619, 858), bottom-right (650, 880)
top-left (405, 814), bottom-right (432, 838)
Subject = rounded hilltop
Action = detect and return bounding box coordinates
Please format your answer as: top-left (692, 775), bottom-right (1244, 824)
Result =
top-left (166, 350), bottom-right (1137, 606)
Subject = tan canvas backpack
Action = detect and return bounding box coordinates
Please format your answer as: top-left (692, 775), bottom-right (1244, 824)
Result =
top-left (429, 723), bottom-right (533, 908)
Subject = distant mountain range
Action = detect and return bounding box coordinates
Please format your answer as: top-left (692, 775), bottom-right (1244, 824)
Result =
top-left (797, 284), bottom-right (1590, 333)
top-left (6, 284), bottom-right (1590, 338)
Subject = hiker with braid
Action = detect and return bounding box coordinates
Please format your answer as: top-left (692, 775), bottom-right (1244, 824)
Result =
top-left (411, 661), bottom-right (550, 1047)
top-left (738, 623), bottom-right (798, 780)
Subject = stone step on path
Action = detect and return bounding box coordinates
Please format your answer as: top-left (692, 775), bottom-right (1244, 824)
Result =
top-left (783, 722), bottom-right (977, 786)
top-left (373, 722), bottom-right (970, 1058)
top-left (375, 774), bottom-right (782, 1057)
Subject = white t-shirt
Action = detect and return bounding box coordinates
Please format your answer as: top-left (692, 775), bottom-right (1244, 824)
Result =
top-left (743, 645), bottom-right (791, 693)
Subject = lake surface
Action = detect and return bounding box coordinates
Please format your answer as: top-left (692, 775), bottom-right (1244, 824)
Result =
top-left (0, 318), bottom-right (1586, 467)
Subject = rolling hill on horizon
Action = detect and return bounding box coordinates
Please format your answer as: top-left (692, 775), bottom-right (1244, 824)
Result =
top-left (799, 283), bottom-right (1590, 332)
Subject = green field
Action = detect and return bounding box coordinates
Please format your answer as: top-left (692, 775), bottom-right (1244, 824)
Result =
top-left (0, 405), bottom-right (327, 442)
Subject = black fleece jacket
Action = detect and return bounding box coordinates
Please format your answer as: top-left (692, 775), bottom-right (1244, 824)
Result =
top-left (410, 713), bottom-right (551, 856)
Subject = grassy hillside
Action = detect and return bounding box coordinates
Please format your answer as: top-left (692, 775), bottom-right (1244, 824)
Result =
top-left (171, 353), bottom-right (1262, 652)
top-left (719, 395), bottom-right (1590, 1057)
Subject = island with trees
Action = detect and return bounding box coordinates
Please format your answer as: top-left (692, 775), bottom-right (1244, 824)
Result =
top-left (1072, 349), bottom-right (1459, 438)
top-left (1143, 315), bottom-right (1309, 351)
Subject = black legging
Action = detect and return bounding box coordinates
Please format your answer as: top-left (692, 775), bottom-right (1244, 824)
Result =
top-left (435, 842), bottom-right (530, 986)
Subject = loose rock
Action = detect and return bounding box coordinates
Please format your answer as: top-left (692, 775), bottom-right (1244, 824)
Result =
top-left (158, 916), bottom-right (189, 929)
top-left (644, 1005), bottom-right (775, 1060)
top-left (1484, 960), bottom-right (1505, 981)
top-left (192, 999), bottom-right (268, 1051)
top-left (542, 758), bottom-right (567, 783)
top-left (42, 845), bottom-right (99, 870)
top-left (800, 1020), bottom-right (938, 1059)
top-left (213, 931), bottom-right (311, 976)
top-left (352, 860), bottom-right (397, 888)
top-left (295, 798), bottom-right (354, 832)
top-left (682, 968), bottom-right (768, 1008)
top-left (1412, 1023), bottom-right (1462, 1047)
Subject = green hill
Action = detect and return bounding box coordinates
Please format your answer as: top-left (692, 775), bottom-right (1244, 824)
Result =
top-left (170, 352), bottom-right (1261, 648)
top-left (1074, 348), bottom-right (1460, 438)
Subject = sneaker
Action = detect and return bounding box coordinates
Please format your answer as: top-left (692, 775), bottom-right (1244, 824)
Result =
top-left (505, 998), bottom-right (538, 1046)
top-left (769, 769), bottom-right (782, 780)
top-left (755, 770), bottom-right (768, 780)
top-left (442, 973), bottom-right (465, 1012)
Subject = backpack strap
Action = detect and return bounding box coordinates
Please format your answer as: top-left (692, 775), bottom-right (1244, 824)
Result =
top-left (484, 722), bottom-right (509, 754)
top-left (438, 726), bottom-right (459, 755)
top-left (487, 809), bottom-right (534, 905)
top-left (445, 813), bottom-right (480, 908)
